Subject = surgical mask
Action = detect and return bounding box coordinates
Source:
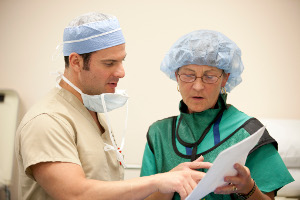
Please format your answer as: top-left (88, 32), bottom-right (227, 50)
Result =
top-left (60, 75), bottom-right (128, 113)
top-left (56, 73), bottom-right (128, 167)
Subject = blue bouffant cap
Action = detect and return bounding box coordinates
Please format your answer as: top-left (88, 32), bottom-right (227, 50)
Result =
top-left (160, 30), bottom-right (244, 92)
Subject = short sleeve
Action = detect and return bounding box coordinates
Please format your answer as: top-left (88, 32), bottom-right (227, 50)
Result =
top-left (140, 143), bottom-right (158, 176)
top-left (19, 114), bottom-right (81, 180)
top-left (246, 143), bottom-right (294, 193)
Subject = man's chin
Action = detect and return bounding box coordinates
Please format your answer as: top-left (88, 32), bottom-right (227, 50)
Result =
top-left (103, 88), bottom-right (116, 94)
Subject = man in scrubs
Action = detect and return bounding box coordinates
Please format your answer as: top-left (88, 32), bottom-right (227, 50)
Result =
top-left (15, 12), bottom-right (210, 200)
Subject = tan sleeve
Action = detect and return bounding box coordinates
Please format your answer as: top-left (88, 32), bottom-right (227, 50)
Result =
top-left (19, 113), bottom-right (81, 180)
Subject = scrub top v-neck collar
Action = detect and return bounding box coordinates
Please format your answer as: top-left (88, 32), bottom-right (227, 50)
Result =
top-left (174, 95), bottom-right (227, 161)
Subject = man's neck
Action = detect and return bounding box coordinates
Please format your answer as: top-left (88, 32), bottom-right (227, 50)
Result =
top-left (89, 110), bottom-right (105, 133)
top-left (59, 77), bottom-right (105, 133)
top-left (59, 79), bottom-right (83, 103)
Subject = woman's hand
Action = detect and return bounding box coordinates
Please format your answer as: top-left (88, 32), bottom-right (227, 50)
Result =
top-left (214, 163), bottom-right (254, 195)
top-left (214, 163), bottom-right (275, 200)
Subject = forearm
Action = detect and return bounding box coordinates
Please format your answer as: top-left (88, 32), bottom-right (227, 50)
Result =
top-left (246, 189), bottom-right (274, 200)
top-left (42, 175), bottom-right (161, 200)
top-left (33, 162), bottom-right (204, 200)
top-left (144, 192), bottom-right (174, 200)
top-left (237, 180), bottom-right (274, 200)
top-left (79, 176), bottom-right (160, 200)
top-left (33, 163), bottom-right (160, 200)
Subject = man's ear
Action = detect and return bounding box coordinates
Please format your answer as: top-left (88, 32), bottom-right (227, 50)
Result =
top-left (69, 53), bottom-right (83, 73)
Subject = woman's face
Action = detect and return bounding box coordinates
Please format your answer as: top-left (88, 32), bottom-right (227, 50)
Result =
top-left (175, 65), bottom-right (229, 114)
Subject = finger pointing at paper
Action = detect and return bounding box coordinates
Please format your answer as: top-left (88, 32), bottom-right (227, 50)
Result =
top-left (170, 156), bottom-right (213, 172)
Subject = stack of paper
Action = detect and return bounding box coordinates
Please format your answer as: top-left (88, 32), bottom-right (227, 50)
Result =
top-left (186, 127), bottom-right (265, 200)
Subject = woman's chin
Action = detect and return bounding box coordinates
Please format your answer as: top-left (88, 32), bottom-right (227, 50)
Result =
top-left (187, 106), bottom-right (206, 114)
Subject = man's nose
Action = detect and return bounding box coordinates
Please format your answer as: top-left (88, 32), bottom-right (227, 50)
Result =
top-left (114, 63), bottom-right (125, 78)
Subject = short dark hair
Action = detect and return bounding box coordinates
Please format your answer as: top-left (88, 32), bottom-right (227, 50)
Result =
top-left (64, 52), bottom-right (93, 70)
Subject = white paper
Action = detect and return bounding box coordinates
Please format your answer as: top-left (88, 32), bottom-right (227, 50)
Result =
top-left (186, 126), bottom-right (265, 200)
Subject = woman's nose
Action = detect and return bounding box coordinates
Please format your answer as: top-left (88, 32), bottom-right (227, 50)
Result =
top-left (192, 77), bottom-right (205, 91)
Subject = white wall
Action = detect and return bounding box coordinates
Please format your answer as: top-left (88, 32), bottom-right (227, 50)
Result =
top-left (1, 0), bottom-right (300, 199)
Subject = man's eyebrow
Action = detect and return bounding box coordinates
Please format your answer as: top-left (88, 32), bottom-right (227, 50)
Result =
top-left (101, 59), bottom-right (117, 62)
top-left (101, 54), bottom-right (127, 62)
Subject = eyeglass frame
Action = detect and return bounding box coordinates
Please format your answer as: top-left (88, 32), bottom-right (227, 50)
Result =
top-left (176, 70), bottom-right (224, 84)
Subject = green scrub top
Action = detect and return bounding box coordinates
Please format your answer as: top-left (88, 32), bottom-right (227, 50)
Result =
top-left (141, 103), bottom-right (294, 200)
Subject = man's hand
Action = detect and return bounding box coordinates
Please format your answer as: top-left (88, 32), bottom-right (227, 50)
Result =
top-left (31, 157), bottom-right (212, 200)
top-left (155, 170), bottom-right (205, 200)
top-left (153, 156), bottom-right (212, 200)
top-left (171, 155), bottom-right (212, 172)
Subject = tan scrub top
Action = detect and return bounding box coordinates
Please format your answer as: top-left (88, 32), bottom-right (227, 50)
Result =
top-left (15, 87), bottom-right (124, 200)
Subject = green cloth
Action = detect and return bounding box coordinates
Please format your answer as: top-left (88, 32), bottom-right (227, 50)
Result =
top-left (140, 98), bottom-right (294, 200)
top-left (177, 96), bottom-right (224, 143)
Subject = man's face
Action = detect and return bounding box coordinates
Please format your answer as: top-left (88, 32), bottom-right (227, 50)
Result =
top-left (78, 44), bottom-right (126, 95)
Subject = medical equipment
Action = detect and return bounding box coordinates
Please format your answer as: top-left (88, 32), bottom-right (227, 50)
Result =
top-left (0, 89), bottom-right (19, 200)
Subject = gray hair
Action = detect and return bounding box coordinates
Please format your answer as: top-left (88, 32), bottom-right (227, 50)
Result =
top-left (67, 12), bottom-right (114, 27)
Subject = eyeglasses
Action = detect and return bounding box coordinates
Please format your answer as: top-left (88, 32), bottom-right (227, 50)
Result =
top-left (177, 72), bottom-right (223, 84)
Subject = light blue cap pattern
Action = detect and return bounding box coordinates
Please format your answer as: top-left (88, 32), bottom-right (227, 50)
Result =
top-left (160, 30), bottom-right (244, 92)
top-left (63, 17), bottom-right (125, 56)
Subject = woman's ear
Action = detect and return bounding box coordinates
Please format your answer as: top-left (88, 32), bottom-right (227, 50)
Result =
top-left (175, 71), bottom-right (179, 82)
top-left (221, 73), bottom-right (230, 87)
top-left (69, 53), bottom-right (83, 73)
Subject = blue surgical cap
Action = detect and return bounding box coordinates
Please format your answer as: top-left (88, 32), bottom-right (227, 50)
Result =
top-left (160, 30), bottom-right (244, 92)
top-left (63, 16), bottom-right (125, 56)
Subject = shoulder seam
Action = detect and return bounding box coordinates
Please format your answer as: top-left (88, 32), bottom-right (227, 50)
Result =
top-left (147, 116), bottom-right (177, 154)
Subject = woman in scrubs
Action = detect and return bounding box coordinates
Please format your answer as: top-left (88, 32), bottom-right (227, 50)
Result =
top-left (140, 30), bottom-right (294, 200)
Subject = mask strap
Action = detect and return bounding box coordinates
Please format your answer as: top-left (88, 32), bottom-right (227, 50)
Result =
top-left (51, 43), bottom-right (63, 61)
top-left (49, 70), bottom-right (63, 89)
top-left (119, 100), bottom-right (128, 150)
top-left (61, 75), bottom-right (84, 95)
top-left (101, 94), bottom-right (127, 168)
